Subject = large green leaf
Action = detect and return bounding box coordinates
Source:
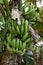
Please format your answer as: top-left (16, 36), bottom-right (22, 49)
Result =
top-left (23, 50), bottom-right (34, 65)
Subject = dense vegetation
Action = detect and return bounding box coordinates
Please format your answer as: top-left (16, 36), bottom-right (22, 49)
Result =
top-left (0, 0), bottom-right (43, 65)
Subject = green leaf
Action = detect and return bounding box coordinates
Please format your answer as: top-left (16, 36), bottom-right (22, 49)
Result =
top-left (0, 0), bottom-right (3, 3)
top-left (23, 50), bottom-right (34, 65)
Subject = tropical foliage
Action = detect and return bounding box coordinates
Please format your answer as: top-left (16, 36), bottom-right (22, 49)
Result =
top-left (0, 0), bottom-right (43, 65)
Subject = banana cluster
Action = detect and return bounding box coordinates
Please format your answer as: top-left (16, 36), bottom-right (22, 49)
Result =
top-left (4, 19), bottom-right (31, 55)
top-left (8, 19), bottom-right (30, 40)
top-left (4, 34), bottom-right (26, 55)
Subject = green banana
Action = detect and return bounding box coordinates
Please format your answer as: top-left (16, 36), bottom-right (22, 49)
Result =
top-left (22, 42), bottom-right (26, 51)
top-left (6, 44), bottom-right (13, 53)
top-left (13, 20), bottom-right (17, 27)
top-left (16, 26), bottom-right (20, 34)
top-left (24, 20), bottom-right (28, 33)
top-left (19, 40), bottom-right (22, 50)
top-left (16, 39), bottom-right (19, 50)
top-left (21, 25), bottom-right (24, 35)
top-left (22, 33), bottom-right (28, 41)
top-left (14, 39), bottom-right (16, 50)
top-left (21, 20), bottom-right (25, 35)
top-left (7, 34), bottom-right (12, 44)
top-left (12, 39), bottom-right (16, 48)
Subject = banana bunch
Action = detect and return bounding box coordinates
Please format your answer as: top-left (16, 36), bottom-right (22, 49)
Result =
top-left (4, 34), bottom-right (26, 55)
top-left (4, 19), bottom-right (32, 55)
top-left (8, 19), bottom-right (30, 41)
top-left (7, 19), bottom-right (29, 34)
top-left (10, 19), bottom-right (31, 44)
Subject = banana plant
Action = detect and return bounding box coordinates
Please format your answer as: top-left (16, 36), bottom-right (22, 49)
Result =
top-left (0, 16), bottom-right (34, 65)
top-left (1, 0), bottom-right (43, 65)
